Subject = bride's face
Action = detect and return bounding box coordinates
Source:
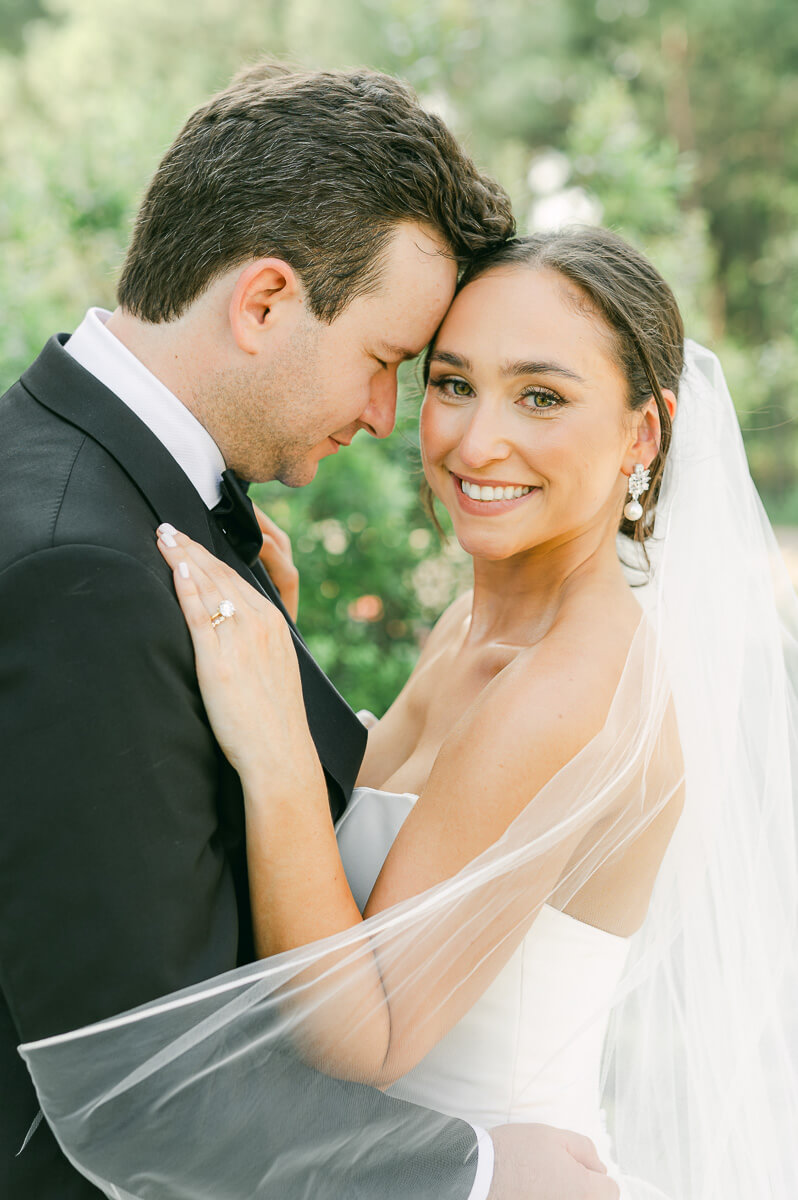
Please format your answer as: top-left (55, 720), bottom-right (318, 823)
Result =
top-left (420, 265), bottom-right (645, 562)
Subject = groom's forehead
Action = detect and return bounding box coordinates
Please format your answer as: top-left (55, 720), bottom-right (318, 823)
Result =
top-left (379, 223), bottom-right (458, 287)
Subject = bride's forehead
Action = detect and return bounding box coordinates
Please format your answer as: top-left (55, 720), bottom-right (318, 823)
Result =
top-left (439, 267), bottom-right (618, 378)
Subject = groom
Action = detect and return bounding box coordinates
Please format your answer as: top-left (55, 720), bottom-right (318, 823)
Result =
top-left (0, 62), bottom-right (618, 1200)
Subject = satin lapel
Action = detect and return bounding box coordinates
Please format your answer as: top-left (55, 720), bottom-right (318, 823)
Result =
top-left (22, 335), bottom-right (366, 813)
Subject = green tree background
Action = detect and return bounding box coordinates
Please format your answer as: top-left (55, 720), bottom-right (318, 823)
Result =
top-left (2, 0), bottom-right (796, 711)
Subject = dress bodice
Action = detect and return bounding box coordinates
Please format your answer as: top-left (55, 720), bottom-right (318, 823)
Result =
top-left (335, 786), bottom-right (632, 1175)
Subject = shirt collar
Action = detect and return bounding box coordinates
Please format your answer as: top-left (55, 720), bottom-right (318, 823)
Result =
top-left (64, 307), bottom-right (225, 508)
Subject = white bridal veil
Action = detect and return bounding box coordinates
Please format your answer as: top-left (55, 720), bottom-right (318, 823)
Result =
top-left (19, 342), bottom-right (798, 1199)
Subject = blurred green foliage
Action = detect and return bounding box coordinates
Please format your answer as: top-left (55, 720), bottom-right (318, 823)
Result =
top-left (2, 0), bottom-right (796, 709)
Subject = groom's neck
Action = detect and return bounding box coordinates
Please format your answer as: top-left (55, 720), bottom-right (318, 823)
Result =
top-left (104, 305), bottom-right (210, 425)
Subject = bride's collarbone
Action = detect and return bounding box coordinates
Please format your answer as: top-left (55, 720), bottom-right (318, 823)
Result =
top-left (378, 640), bottom-right (533, 795)
top-left (420, 635), bottom-right (518, 714)
top-left (375, 588), bottom-right (638, 797)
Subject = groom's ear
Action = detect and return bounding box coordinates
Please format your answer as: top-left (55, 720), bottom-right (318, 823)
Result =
top-left (229, 258), bottom-right (303, 354)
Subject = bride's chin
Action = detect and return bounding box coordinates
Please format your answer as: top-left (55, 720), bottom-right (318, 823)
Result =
top-left (451, 529), bottom-right (521, 562)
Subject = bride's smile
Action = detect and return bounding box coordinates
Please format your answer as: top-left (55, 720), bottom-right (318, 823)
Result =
top-left (451, 472), bottom-right (537, 511)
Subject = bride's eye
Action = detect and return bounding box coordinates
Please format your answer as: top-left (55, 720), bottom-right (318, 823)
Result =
top-left (429, 375), bottom-right (474, 399)
top-left (519, 387), bottom-right (565, 414)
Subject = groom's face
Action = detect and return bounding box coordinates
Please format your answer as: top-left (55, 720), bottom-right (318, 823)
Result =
top-left (220, 223), bottom-right (458, 486)
top-left (236, 225), bottom-right (453, 487)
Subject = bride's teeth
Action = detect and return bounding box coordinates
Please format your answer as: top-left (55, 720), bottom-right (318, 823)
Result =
top-left (460, 480), bottom-right (534, 501)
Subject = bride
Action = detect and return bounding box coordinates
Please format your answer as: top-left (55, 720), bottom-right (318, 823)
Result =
top-left (23, 228), bottom-right (798, 1199)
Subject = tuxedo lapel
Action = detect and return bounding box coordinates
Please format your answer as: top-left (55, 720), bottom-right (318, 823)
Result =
top-left (22, 335), bottom-right (366, 813)
top-left (22, 335), bottom-right (218, 550)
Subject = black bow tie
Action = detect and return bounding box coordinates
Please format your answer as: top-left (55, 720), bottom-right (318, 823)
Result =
top-left (211, 469), bottom-right (263, 567)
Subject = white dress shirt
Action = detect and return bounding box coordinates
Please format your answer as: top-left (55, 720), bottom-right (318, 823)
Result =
top-left (63, 307), bottom-right (495, 1200)
top-left (64, 307), bottom-right (226, 508)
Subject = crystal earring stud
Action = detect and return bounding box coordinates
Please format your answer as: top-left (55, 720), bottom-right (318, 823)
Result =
top-left (624, 463), bottom-right (651, 521)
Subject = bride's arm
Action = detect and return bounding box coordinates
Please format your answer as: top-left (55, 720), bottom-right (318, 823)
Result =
top-left (157, 530), bottom-right (639, 1083)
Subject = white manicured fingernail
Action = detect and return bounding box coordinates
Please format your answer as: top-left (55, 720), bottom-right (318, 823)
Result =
top-left (158, 523), bottom-right (177, 536)
top-left (161, 532), bottom-right (177, 548)
top-left (178, 561), bottom-right (190, 579)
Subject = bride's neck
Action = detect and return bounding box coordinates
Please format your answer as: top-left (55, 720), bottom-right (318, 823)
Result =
top-left (466, 527), bottom-right (624, 647)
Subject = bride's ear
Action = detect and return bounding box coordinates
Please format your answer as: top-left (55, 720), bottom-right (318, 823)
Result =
top-left (229, 258), bottom-right (304, 355)
top-left (622, 389), bottom-right (677, 474)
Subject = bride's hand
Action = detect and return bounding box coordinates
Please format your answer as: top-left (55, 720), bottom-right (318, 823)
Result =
top-left (253, 504), bottom-right (299, 623)
top-left (155, 525), bottom-right (323, 795)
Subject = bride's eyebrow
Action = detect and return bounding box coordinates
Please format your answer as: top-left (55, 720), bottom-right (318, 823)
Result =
top-left (501, 359), bottom-right (585, 383)
top-left (429, 350), bottom-right (585, 385)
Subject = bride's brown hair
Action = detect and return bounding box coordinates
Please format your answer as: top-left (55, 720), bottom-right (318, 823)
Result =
top-left (422, 226), bottom-right (685, 551)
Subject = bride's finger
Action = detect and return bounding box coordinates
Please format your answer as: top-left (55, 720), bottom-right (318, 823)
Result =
top-left (159, 545), bottom-right (248, 654)
top-left (154, 528), bottom-right (242, 614)
top-left (167, 558), bottom-right (222, 654)
top-left (157, 531), bottom-right (234, 616)
top-left (156, 527), bottom-right (261, 614)
top-left (254, 505), bottom-right (292, 553)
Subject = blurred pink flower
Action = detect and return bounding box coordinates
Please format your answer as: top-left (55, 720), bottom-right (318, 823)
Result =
top-left (348, 594), bottom-right (384, 623)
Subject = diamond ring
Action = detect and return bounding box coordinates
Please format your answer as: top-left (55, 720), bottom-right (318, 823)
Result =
top-left (210, 599), bottom-right (236, 628)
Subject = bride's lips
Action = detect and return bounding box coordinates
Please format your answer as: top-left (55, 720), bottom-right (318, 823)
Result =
top-left (451, 472), bottom-right (541, 516)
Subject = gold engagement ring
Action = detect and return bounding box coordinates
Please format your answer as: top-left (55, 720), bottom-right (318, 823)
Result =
top-left (210, 600), bottom-right (236, 628)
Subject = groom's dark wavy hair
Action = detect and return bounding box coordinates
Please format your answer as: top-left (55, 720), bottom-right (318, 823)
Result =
top-left (117, 60), bottom-right (515, 323)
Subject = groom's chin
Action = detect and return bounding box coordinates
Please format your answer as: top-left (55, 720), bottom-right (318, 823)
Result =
top-left (275, 458), bottom-right (321, 489)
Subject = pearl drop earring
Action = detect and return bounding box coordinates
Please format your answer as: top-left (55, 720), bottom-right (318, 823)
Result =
top-left (624, 463), bottom-right (651, 522)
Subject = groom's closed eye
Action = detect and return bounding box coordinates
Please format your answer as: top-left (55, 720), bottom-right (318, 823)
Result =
top-left (379, 343), bottom-right (421, 365)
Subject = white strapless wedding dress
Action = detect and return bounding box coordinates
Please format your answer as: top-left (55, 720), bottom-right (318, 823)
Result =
top-left (336, 786), bottom-right (632, 1187)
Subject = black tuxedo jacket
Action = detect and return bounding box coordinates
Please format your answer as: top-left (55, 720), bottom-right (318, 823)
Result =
top-left (0, 337), bottom-right (479, 1198)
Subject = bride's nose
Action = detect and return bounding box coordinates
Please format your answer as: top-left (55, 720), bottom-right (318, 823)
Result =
top-left (456, 399), bottom-right (512, 469)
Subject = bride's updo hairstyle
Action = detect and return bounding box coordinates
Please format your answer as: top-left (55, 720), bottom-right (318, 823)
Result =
top-left (426, 226), bottom-right (684, 550)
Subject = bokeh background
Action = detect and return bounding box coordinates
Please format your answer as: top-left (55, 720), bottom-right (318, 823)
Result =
top-left (3, 0), bottom-right (797, 712)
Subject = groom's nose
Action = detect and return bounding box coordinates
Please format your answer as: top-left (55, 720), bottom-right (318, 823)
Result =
top-left (358, 372), bottom-right (398, 440)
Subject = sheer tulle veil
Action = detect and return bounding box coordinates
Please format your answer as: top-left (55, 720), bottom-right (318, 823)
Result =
top-left (19, 341), bottom-right (798, 1198)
